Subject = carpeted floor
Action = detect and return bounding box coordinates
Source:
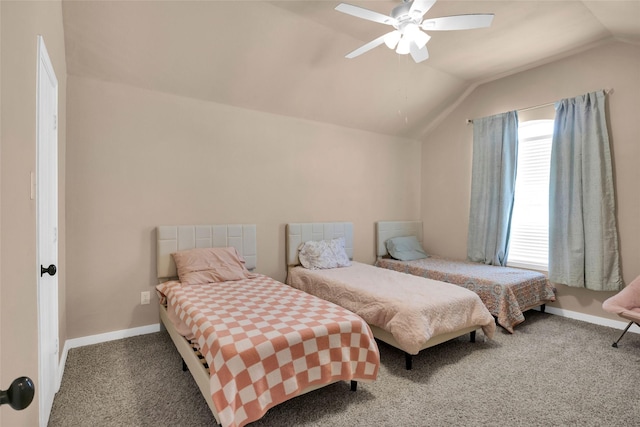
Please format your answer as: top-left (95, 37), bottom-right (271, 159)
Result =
top-left (49, 311), bottom-right (640, 426)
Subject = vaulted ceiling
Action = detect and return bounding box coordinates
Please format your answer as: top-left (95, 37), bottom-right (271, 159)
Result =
top-left (62, 1), bottom-right (640, 139)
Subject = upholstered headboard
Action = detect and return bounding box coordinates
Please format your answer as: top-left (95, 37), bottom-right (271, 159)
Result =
top-left (376, 221), bottom-right (423, 258)
top-left (157, 224), bottom-right (257, 280)
top-left (286, 222), bottom-right (354, 267)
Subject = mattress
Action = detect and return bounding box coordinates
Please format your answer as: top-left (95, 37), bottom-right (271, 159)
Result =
top-left (157, 274), bottom-right (379, 427)
top-left (286, 261), bottom-right (495, 355)
top-left (376, 256), bottom-right (556, 333)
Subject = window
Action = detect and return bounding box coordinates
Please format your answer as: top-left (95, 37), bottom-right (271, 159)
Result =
top-left (507, 120), bottom-right (554, 271)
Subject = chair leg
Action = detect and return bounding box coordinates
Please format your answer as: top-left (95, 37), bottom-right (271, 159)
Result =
top-left (612, 321), bottom-right (634, 348)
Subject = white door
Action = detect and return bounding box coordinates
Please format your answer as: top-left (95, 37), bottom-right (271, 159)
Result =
top-left (36, 35), bottom-right (59, 427)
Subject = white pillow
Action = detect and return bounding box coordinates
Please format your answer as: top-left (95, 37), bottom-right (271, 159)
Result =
top-left (327, 237), bottom-right (352, 267)
top-left (298, 237), bottom-right (352, 269)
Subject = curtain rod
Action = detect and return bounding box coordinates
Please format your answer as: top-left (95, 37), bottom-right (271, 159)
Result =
top-left (465, 88), bottom-right (614, 124)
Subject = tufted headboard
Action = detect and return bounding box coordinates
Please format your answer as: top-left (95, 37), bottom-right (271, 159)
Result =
top-left (157, 224), bottom-right (257, 281)
top-left (286, 222), bottom-right (354, 267)
top-left (376, 221), bottom-right (423, 258)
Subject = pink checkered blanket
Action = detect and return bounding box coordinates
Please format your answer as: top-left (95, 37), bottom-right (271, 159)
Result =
top-left (157, 275), bottom-right (379, 427)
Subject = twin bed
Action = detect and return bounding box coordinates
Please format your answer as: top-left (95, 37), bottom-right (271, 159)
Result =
top-left (156, 225), bottom-right (379, 427)
top-left (375, 221), bottom-right (556, 332)
top-left (285, 222), bottom-right (496, 370)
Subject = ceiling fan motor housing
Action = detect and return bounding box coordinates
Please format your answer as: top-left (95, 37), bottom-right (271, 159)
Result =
top-left (391, 2), bottom-right (424, 29)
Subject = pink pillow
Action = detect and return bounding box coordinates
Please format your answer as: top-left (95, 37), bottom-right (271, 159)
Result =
top-left (171, 247), bottom-right (253, 285)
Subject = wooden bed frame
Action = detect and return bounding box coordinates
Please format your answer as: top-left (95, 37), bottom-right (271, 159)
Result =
top-left (156, 224), bottom-right (345, 426)
top-left (285, 222), bottom-right (478, 370)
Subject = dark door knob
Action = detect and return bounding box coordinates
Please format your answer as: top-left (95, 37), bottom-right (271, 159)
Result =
top-left (40, 264), bottom-right (57, 277)
top-left (0, 377), bottom-right (35, 410)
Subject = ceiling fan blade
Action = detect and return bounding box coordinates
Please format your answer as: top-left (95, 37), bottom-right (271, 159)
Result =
top-left (409, 41), bottom-right (429, 63)
top-left (421, 14), bottom-right (494, 31)
top-left (345, 32), bottom-right (394, 59)
top-left (409, 0), bottom-right (437, 18)
top-left (335, 3), bottom-right (397, 26)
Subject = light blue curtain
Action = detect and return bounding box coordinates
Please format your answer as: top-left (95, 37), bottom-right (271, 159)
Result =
top-left (549, 90), bottom-right (623, 291)
top-left (467, 111), bottom-right (518, 266)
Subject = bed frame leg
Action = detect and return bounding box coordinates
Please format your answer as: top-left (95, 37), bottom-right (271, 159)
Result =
top-left (182, 359), bottom-right (188, 372)
top-left (540, 304), bottom-right (546, 313)
top-left (405, 353), bottom-right (412, 370)
top-left (350, 381), bottom-right (357, 391)
top-left (470, 330), bottom-right (476, 343)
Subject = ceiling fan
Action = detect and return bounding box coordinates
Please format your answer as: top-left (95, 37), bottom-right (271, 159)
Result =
top-left (335, 0), bottom-right (494, 63)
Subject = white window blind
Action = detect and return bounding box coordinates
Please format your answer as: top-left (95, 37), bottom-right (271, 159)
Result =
top-left (507, 120), bottom-right (554, 271)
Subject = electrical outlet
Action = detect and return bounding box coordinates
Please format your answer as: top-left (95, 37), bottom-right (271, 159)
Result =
top-left (141, 291), bottom-right (151, 305)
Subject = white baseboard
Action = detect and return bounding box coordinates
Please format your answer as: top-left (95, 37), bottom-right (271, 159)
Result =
top-left (534, 305), bottom-right (640, 334)
top-left (57, 323), bottom-right (161, 391)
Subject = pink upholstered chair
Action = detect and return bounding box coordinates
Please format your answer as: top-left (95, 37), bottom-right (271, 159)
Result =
top-left (602, 275), bottom-right (640, 347)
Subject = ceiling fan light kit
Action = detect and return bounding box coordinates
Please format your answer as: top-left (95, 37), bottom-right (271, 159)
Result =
top-left (407, 25), bottom-right (430, 50)
top-left (336, 0), bottom-right (494, 63)
top-left (383, 31), bottom-right (402, 49)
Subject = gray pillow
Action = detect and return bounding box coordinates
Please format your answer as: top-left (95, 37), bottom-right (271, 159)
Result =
top-left (386, 236), bottom-right (428, 261)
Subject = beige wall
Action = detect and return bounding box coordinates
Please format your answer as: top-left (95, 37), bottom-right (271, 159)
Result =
top-left (422, 40), bottom-right (640, 322)
top-left (0, 1), bottom-right (66, 425)
top-left (0, 2), bottom-right (3, 410)
top-left (0, 2), bottom-right (3, 409)
top-left (65, 76), bottom-right (421, 339)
